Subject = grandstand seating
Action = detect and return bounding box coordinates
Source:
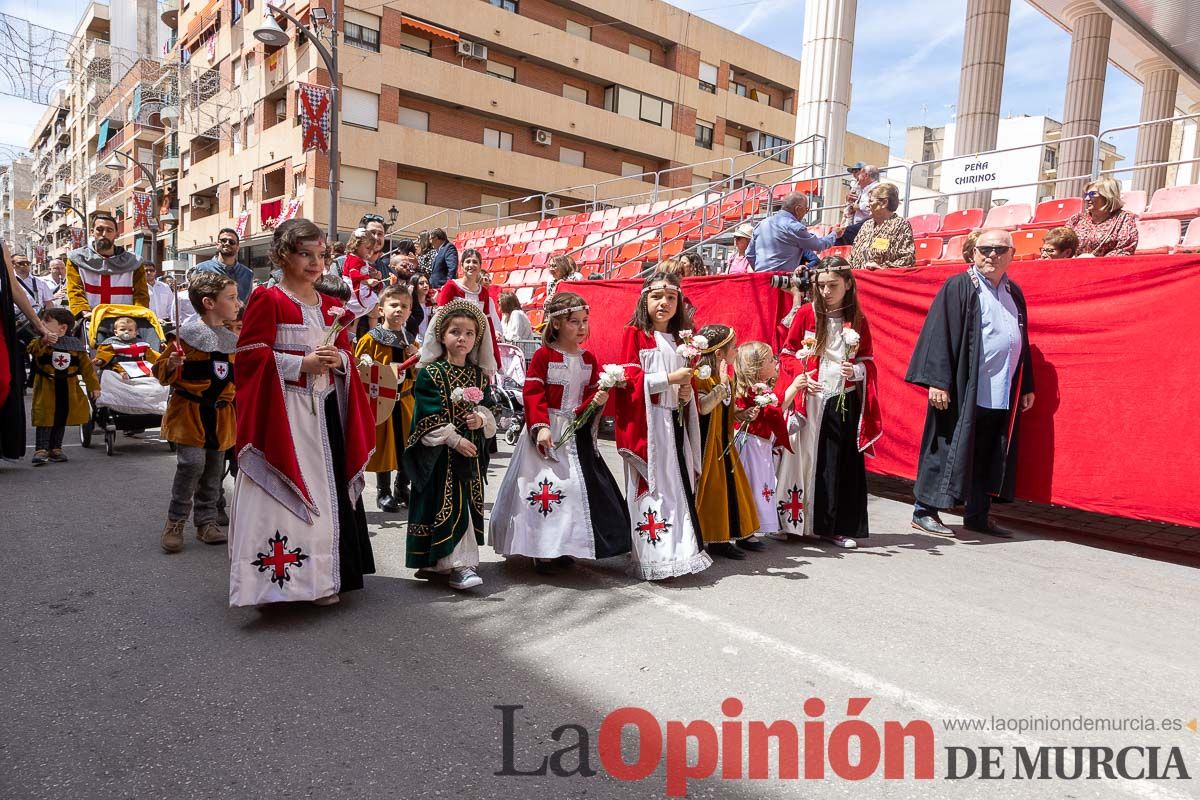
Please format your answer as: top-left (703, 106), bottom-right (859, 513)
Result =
top-left (907, 214), bottom-right (941, 238)
top-left (1121, 190), bottom-right (1147, 216)
top-left (982, 203), bottom-right (1032, 231)
top-left (1011, 228), bottom-right (1047, 260)
top-left (1140, 185), bottom-right (1200, 221)
top-left (939, 208), bottom-right (985, 237)
top-left (932, 235), bottom-right (968, 266)
top-left (1179, 218), bottom-right (1200, 253)
top-left (1135, 219), bottom-right (1181, 255)
top-left (1024, 198), bottom-right (1082, 229)
top-left (913, 237), bottom-right (943, 266)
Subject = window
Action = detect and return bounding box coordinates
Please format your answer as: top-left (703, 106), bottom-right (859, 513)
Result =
top-left (480, 193), bottom-right (510, 217)
top-left (396, 177), bottom-right (426, 204)
top-left (398, 107), bottom-right (429, 131)
top-left (756, 132), bottom-right (791, 162)
top-left (639, 95), bottom-right (664, 125)
top-left (489, 0), bottom-right (517, 11)
top-left (344, 10), bottom-right (381, 52)
top-left (695, 121), bottom-right (713, 150)
top-left (724, 134), bottom-right (742, 150)
top-left (628, 43), bottom-right (651, 62)
top-left (483, 128), bottom-right (512, 151)
top-left (244, 53), bottom-right (254, 83)
top-left (231, 123), bottom-right (242, 153)
top-left (559, 146), bottom-right (584, 167)
top-left (621, 161), bottom-right (643, 178)
top-left (604, 86), bottom-right (672, 128)
top-left (262, 167), bottom-right (285, 198)
top-left (486, 61), bottom-right (516, 82)
top-left (1044, 147), bottom-right (1058, 171)
top-left (400, 32), bottom-right (431, 55)
top-left (340, 165), bottom-right (377, 202)
top-left (245, 115), bottom-right (255, 148)
top-left (562, 84), bottom-right (587, 104)
top-left (699, 61), bottom-right (718, 94)
top-left (342, 87), bottom-right (379, 130)
top-left (783, 95), bottom-right (793, 114)
top-left (232, 57), bottom-right (242, 86)
top-left (565, 20), bottom-right (590, 40)
top-left (294, 171), bottom-right (306, 197)
top-left (753, 89), bottom-right (771, 106)
top-left (730, 80), bottom-right (746, 97)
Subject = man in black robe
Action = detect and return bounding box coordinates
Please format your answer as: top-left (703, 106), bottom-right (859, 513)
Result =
top-left (906, 229), bottom-right (1035, 537)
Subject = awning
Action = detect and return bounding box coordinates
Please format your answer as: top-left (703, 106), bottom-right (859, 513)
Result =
top-left (402, 16), bottom-right (459, 42)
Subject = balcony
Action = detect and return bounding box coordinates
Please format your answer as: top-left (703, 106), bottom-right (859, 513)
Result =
top-left (160, 0), bottom-right (178, 28)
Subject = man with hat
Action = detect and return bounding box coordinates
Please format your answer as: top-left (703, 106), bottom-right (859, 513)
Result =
top-left (725, 223), bottom-right (754, 273)
top-left (838, 163), bottom-right (881, 246)
top-left (64, 212), bottom-right (149, 318)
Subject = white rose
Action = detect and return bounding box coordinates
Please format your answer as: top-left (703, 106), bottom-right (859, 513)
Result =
top-left (692, 335), bottom-right (709, 350)
top-left (696, 365), bottom-right (712, 380)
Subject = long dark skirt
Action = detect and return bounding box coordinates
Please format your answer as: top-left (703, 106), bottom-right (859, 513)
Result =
top-left (813, 392), bottom-right (869, 538)
top-left (325, 392), bottom-right (375, 591)
top-left (575, 424), bottom-right (632, 558)
top-left (671, 412), bottom-right (705, 549)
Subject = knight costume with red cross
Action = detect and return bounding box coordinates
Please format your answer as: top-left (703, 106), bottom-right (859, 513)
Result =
top-left (65, 243), bottom-right (149, 318)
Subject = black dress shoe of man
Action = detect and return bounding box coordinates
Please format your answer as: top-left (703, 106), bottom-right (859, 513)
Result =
top-left (912, 514), bottom-right (953, 536)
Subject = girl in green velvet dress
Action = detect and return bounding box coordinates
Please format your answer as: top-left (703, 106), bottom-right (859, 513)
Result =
top-left (403, 299), bottom-right (498, 591)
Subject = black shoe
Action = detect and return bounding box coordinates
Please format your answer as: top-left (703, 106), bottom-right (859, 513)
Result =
top-left (963, 518), bottom-right (1014, 538)
top-left (736, 537), bottom-right (766, 551)
top-left (710, 542), bottom-right (747, 560)
top-left (49, 449), bottom-right (68, 463)
top-left (394, 482), bottom-right (410, 508)
top-left (552, 556), bottom-right (575, 568)
top-left (912, 515), bottom-right (954, 536)
top-left (532, 558), bottom-right (556, 574)
top-left (377, 493), bottom-right (400, 513)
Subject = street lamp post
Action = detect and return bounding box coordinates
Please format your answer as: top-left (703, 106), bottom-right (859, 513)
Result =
top-left (255, 4), bottom-right (339, 243)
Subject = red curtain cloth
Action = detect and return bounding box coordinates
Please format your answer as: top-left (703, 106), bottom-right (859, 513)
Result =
top-left (571, 257), bottom-right (1200, 528)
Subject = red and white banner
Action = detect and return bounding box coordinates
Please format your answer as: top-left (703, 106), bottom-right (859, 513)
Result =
top-left (279, 197), bottom-right (303, 222)
top-left (298, 83), bottom-right (331, 153)
top-left (572, 257), bottom-right (1200, 529)
top-left (118, 360), bottom-right (154, 378)
top-left (234, 210), bottom-right (250, 239)
top-left (70, 226), bottom-right (85, 248)
top-left (132, 192), bottom-right (154, 230)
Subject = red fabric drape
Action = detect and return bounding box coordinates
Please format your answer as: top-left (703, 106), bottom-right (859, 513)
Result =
top-left (572, 257), bottom-right (1200, 528)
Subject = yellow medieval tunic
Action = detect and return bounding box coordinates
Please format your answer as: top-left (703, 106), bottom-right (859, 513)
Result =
top-left (353, 326), bottom-right (417, 473)
top-left (28, 337), bottom-right (99, 427)
top-left (153, 321), bottom-right (237, 450)
top-left (694, 374), bottom-right (759, 543)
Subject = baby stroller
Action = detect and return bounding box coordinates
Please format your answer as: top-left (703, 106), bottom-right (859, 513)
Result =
top-left (495, 341), bottom-right (526, 446)
top-left (82, 303), bottom-right (171, 456)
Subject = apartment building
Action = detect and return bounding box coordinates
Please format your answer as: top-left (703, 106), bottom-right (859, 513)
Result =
top-left (173, 0), bottom-right (887, 260)
top-left (0, 159), bottom-right (35, 260)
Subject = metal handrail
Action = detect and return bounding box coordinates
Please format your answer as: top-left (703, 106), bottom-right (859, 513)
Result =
top-left (1095, 112), bottom-right (1200, 179)
top-left (1100, 157), bottom-right (1200, 177)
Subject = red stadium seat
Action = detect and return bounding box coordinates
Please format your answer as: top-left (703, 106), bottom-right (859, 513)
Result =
top-left (1121, 190), bottom-right (1147, 217)
top-left (1025, 198), bottom-right (1082, 229)
top-left (1135, 219), bottom-right (1181, 255)
top-left (908, 214), bottom-right (941, 238)
top-left (932, 235), bottom-right (968, 266)
top-left (939, 208), bottom-right (985, 237)
top-left (1011, 228), bottom-right (1046, 261)
top-left (821, 245), bottom-right (853, 260)
top-left (1140, 185), bottom-right (1200, 221)
top-left (913, 237), bottom-right (944, 266)
top-left (982, 203), bottom-right (1032, 231)
top-left (1179, 219), bottom-right (1200, 253)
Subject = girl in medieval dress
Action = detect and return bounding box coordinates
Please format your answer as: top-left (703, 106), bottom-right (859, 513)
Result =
top-left (434, 248), bottom-right (502, 369)
top-left (228, 219), bottom-right (376, 608)
top-left (732, 341), bottom-right (790, 546)
top-left (490, 292), bottom-right (631, 572)
top-left (612, 271), bottom-right (712, 580)
top-left (775, 259), bottom-right (882, 549)
top-left (403, 299), bottom-right (499, 591)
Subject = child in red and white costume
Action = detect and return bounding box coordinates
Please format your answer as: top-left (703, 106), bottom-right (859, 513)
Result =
top-left (434, 247), bottom-right (502, 370)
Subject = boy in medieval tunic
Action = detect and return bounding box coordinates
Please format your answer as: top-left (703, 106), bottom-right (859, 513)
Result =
top-left (228, 219), bottom-right (376, 608)
top-left (404, 299), bottom-right (498, 591)
top-left (154, 273), bottom-right (239, 553)
top-left (64, 212), bottom-right (149, 319)
top-left (27, 307), bottom-right (99, 465)
top-left (354, 285), bottom-right (418, 512)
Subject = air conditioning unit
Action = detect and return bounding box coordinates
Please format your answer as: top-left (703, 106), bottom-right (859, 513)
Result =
top-left (534, 128), bottom-right (552, 146)
top-left (543, 197), bottom-right (560, 212)
top-left (192, 195), bottom-right (212, 210)
top-left (457, 39), bottom-right (488, 60)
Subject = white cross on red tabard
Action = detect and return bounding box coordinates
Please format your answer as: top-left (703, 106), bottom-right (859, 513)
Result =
top-left (83, 272), bottom-right (133, 305)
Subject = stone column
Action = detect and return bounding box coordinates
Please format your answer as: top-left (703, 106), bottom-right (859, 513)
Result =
top-left (1132, 58), bottom-right (1179, 195)
top-left (793, 0), bottom-right (857, 223)
top-left (953, 0), bottom-right (1011, 210)
top-left (1056, 1), bottom-right (1111, 198)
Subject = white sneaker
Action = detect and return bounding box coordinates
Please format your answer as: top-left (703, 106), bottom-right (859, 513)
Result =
top-left (825, 535), bottom-right (857, 549)
top-left (449, 567), bottom-right (483, 590)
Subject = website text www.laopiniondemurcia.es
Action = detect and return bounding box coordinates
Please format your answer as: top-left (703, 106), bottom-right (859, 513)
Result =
top-left (495, 698), bottom-right (1193, 796)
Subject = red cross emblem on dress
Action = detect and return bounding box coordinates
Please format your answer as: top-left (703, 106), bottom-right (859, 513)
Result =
top-left (357, 361), bottom-right (399, 426)
top-left (251, 532), bottom-right (309, 586)
top-left (636, 509), bottom-right (671, 546)
top-left (526, 477), bottom-right (565, 517)
top-left (51, 352), bottom-right (71, 371)
top-left (83, 271), bottom-right (134, 306)
top-left (761, 484), bottom-right (775, 502)
top-left (778, 485), bottom-right (805, 526)
top-left (213, 360), bottom-right (230, 380)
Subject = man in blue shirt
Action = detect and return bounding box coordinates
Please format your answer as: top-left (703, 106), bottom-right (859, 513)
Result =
top-left (428, 228), bottom-right (458, 290)
top-left (193, 228), bottom-right (254, 303)
top-left (746, 192), bottom-right (838, 273)
top-left (906, 229), bottom-right (1036, 537)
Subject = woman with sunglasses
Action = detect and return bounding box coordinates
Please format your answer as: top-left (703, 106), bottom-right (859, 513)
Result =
top-left (434, 247), bottom-right (502, 367)
top-left (1065, 177), bottom-right (1138, 257)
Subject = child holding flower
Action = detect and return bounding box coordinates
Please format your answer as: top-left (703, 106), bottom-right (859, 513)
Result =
top-left (775, 258), bottom-right (882, 548)
top-left (403, 299), bottom-right (499, 591)
top-left (733, 342), bottom-right (792, 546)
top-left (228, 218), bottom-right (376, 608)
top-left (490, 292), bottom-right (631, 572)
top-left (692, 324), bottom-right (760, 559)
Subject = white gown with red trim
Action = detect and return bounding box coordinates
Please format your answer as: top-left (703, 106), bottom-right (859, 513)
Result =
top-left (434, 279), bottom-right (502, 369)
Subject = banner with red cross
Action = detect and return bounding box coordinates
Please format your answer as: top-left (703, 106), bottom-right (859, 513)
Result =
top-left (298, 83), bottom-right (331, 153)
top-left (132, 192), bottom-right (154, 230)
top-left (70, 226), bottom-right (85, 248)
top-left (235, 210), bottom-right (250, 239)
top-left (357, 361), bottom-right (399, 425)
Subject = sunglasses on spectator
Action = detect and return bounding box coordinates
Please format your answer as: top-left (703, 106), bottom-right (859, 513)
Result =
top-left (976, 245), bottom-right (1012, 256)
top-left (218, 237), bottom-right (239, 245)
top-left (1083, 191), bottom-right (1099, 200)
top-left (14, 260), bottom-right (30, 267)
top-left (360, 214), bottom-right (385, 224)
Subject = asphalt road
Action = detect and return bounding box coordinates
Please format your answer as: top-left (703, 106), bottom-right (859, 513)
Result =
top-left (3, 404), bottom-right (1199, 800)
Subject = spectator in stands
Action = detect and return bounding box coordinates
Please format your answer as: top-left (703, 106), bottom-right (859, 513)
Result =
top-left (726, 223), bottom-right (754, 273)
top-left (1040, 227), bottom-right (1079, 260)
top-left (678, 252), bottom-right (708, 277)
top-left (837, 163), bottom-right (881, 245)
top-left (499, 292), bottom-right (533, 342)
top-left (961, 230), bottom-right (982, 264)
top-left (747, 192), bottom-right (838, 273)
top-left (546, 254), bottom-right (582, 299)
top-left (416, 231), bottom-right (435, 277)
top-left (429, 228), bottom-right (458, 290)
top-left (1066, 177), bottom-right (1139, 257)
top-left (848, 183), bottom-right (916, 270)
